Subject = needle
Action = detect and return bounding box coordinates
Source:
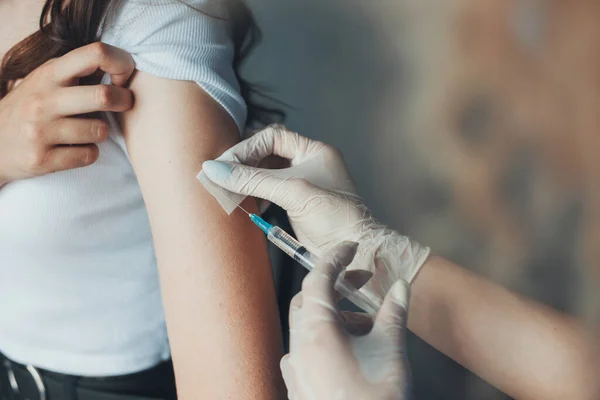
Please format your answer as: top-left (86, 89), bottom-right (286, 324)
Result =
top-left (219, 192), bottom-right (250, 215)
top-left (213, 189), bottom-right (381, 315)
top-left (237, 203), bottom-right (250, 215)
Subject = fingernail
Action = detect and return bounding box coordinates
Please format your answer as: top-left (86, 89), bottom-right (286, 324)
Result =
top-left (391, 279), bottom-right (410, 309)
top-left (343, 241), bottom-right (359, 251)
top-left (202, 160), bottom-right (233, 182)
top-left (333, 241), bottom-right (359, 267)
top-left (340, 241), bottom-right (359, 254)
top-left (215, 149), bottom-right (235, 162)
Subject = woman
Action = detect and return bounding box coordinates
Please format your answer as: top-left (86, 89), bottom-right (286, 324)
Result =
top-left (202, 126), bottom-right (600, 400)
top-left (0, 1), bottom-right (284, 399)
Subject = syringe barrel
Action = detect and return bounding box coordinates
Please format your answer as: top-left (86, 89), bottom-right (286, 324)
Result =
top-left (267, 226), bottom-right (380, 316)
top-left (267, 226), bottom-right (315, 270)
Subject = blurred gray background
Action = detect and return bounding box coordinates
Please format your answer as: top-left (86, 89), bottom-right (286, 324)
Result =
top-left (243, 1), bottom-right (600, 398)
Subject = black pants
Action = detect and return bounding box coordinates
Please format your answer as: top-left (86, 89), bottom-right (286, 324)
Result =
top-left (0, 353), bottom-right (177, 400)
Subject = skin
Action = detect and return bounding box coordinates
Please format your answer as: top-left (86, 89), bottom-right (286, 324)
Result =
top-left (118, 73), bottom-right (284, 399)
top-left (0, 1), bottom-right (43, 54)
top-left (0, 2), bottom-right (133, 188)
top-left (409, 255), bottom-right (600, 400)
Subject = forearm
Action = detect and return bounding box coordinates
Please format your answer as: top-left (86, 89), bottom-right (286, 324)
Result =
top-left (408, 255), bottom-right (600, 400)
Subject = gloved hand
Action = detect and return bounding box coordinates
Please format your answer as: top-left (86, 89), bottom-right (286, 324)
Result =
top-left (202, 125), bottom-right (430, 302)
top-left (281, 241), bottom-right (412, 400)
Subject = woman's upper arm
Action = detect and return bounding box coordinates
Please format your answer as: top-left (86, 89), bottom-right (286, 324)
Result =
top-left (119, 72), bottom-right (284, 399)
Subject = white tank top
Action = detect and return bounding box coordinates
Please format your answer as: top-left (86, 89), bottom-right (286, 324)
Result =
top-left (0, 0), bottom-right (246, 376)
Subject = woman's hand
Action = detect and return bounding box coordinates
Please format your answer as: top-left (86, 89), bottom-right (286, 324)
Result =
top-left (281, 241), bottom-right (412, 400)
top-left (202, 126), bottom-right (430, 301)
top-left (0, 42), bottom-right (134, 187)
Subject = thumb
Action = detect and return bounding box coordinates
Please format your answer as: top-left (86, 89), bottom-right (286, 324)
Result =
top-left (280, 355), bottom-right (298, 397)
top-left (373, 279), bottom-right (410, 342)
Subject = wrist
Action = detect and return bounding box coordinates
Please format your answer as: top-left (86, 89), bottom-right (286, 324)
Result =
top-left (373, 230), bottom-right (431, 284)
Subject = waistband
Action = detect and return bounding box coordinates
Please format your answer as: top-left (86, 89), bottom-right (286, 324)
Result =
top-left (0, 353), bottom-right (177, 400)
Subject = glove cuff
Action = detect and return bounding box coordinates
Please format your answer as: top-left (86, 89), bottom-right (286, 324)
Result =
top-left (351, 230), bottom-right (430, 301)
top-left (403, 240), bottom-right (431, 284)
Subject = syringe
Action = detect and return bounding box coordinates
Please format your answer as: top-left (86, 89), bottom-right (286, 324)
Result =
top-left (240, 208), bottom-right (380, 316)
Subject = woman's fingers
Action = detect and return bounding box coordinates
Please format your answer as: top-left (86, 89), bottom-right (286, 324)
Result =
top-left (0, 44), bottom-right (134, 182)
top-left (47, 118), bottom-right (109, 145)
top-left (51, 42), bottom-right (136, 87)
top-left (43, 145), bottom-right (100, 173)
top-left (54, 85), bottom-right (133, 116)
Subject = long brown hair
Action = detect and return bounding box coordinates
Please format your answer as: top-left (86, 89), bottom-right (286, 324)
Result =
top-left (0, 0), bottom-right (283, 128)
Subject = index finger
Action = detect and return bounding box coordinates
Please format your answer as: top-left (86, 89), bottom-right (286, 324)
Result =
top-left (217, 125), bottom-right (328, 167)
top-left (299, 242), bottom-right (359, 327)
top-left (52, 43), bottom-right (135, 86)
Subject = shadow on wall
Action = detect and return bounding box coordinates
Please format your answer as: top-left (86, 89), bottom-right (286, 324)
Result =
top-left (244, 1), bottom-right (511, 399)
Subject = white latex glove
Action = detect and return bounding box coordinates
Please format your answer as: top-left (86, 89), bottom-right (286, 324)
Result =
top-left (202, 125), bottom-right (430, 302)
top-left (281, 241), bottom-right (412, 400)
